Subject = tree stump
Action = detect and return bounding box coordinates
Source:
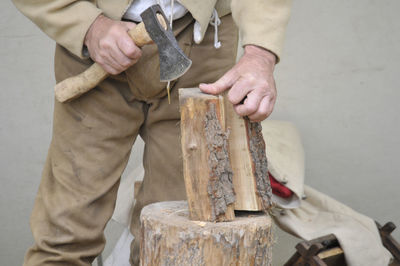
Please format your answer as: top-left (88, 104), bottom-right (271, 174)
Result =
top-left (140, 201), bottom-right (273, 266)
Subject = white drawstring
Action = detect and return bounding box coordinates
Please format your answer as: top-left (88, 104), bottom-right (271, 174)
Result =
top-left (166, 0), bottom-right (175, 103)
top-left (170, 0), bottom-right (174, 27)
top-left (210, 9), bottom-right (221, 49)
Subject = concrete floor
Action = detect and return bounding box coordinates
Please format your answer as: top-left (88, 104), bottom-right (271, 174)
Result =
top-left (1, 0), bottom-right (399, 265)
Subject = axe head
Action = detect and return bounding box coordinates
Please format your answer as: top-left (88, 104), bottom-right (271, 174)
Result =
top-left (141, 5), bottom-right (192, 82)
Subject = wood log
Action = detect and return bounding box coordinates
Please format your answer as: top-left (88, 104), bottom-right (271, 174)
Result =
top-left (140, 201), bottom-right (273, 266)
top-left (179, 88), bottom-right (272, 217)
top-left (179, 88), bottom-right (235, 222)
top-left (223, 97), bottom-right (272, 211)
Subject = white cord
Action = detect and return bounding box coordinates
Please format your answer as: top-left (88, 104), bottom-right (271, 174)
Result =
top-left (170, 0), bottom-right (174, 27)
top-left (165, 0), bottom-right (175, 103)
top-left (210, 9), bottom-right (221, 49)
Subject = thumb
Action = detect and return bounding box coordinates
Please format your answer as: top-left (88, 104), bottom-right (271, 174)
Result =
top-left (199, 67), bottom-right (238, 95)
top-left (121, 21), bottom-right (137, 32)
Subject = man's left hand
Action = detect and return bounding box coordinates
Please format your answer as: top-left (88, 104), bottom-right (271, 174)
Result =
top-left (199, 45), bottom-right (277, 122)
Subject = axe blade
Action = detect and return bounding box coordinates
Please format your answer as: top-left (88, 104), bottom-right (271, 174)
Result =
top-left (141, 5), bottom-right (192, 82)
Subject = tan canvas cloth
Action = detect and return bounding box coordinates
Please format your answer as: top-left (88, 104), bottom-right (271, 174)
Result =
top-left (274, 186), bottom-right (392, 265)
top-left (23, 14), bottom-right (238, 266)
top-left (262, 120), bottom-right (305, 209)
top-left (261, 120), bottom-right (392, 266)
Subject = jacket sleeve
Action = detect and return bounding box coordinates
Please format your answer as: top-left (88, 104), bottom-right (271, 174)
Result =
top-left (12, 0), bottom-right (103, 59)
top-left (231, 0), bottom-right (292, 62)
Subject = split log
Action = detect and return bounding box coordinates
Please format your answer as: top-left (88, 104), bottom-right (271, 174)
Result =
top-left (140, 201), bottom-right (273, 266)
top-left (179, 88), bottom-right (235, 222)
top-left (224, 98), bottom-right (272, 211)
top-left (179, 88), bottom-right (272, 218)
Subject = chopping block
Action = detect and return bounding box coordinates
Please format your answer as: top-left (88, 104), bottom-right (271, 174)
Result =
top-left (140, 201), bottom-right (273, 266)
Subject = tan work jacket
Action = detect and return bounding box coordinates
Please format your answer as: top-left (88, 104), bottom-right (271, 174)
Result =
top-left (12, 0), bottom-right (292, 61)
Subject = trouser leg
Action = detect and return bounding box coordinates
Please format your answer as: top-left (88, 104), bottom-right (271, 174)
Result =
top-left (24, 46), bottom-right (145, 266)
top-left (129, 14), bottom-right (239, 265)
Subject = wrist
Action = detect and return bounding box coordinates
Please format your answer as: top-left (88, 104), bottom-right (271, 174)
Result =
top-left (244, 45), bottom-right (277, 65)
top-left (84, 14), bottom-right (106, 46)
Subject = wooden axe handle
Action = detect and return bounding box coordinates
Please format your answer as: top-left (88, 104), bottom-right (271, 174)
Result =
top-left (55, 14), bottom-right (166, 103)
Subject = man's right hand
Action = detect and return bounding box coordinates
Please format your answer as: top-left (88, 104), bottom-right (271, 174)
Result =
top-left (84, 15), bottom-right (142, 75)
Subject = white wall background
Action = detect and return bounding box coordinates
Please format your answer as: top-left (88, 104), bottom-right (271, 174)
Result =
top-left (1, 0), bottom-right (399, 265)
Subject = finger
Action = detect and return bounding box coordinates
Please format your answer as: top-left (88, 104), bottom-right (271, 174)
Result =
top-left (199, 67), bottom-right (239, 95)
top-left (227, 77), bottom-right (254, 105)
top-left (247, 95), bottom-right (276, 122)
top-left (104, 53), bottom-right (125, 74)
top-left (101, 63), bottom-right (120, 75)
top-left (233, 89), bottom-right (263, 117)
top-left (94, 48), bottom-right (121, 75)
top-left (117, 34), bottom-right (142, 61)
top-left (122, 21), bottom-right (137, 32)
top-left (94, 39), bottom-right (123, 73)
top-left (108, 44), bottom-right (132, 73)
top-left (120, 21), bottom-right (141, 60)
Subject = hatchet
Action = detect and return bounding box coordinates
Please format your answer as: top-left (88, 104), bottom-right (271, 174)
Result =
top-left (55, 5), bottom-right (192, 103)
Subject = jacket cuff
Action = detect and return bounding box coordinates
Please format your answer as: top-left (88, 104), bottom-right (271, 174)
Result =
top-left (231, 0), bottom-right (292, 63)
top-left (55, 2), bottom-right (103, 59)
top-left (13, 0), bottom-right (103, 59)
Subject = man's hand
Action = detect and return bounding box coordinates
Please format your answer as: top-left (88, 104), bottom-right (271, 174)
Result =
top-left (199, 45), bottom-right (277, 122)
top-left (84, 15), bottom-right (142, 75)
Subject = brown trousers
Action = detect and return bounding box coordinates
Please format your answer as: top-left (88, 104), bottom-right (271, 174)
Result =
top-left (23, 14), bottom-right (238, 266)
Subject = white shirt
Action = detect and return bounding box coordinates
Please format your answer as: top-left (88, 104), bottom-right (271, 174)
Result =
top-left (123, 0), bottom-right (188, 22)
top-left (123, 0), bottom-right (221, 47)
